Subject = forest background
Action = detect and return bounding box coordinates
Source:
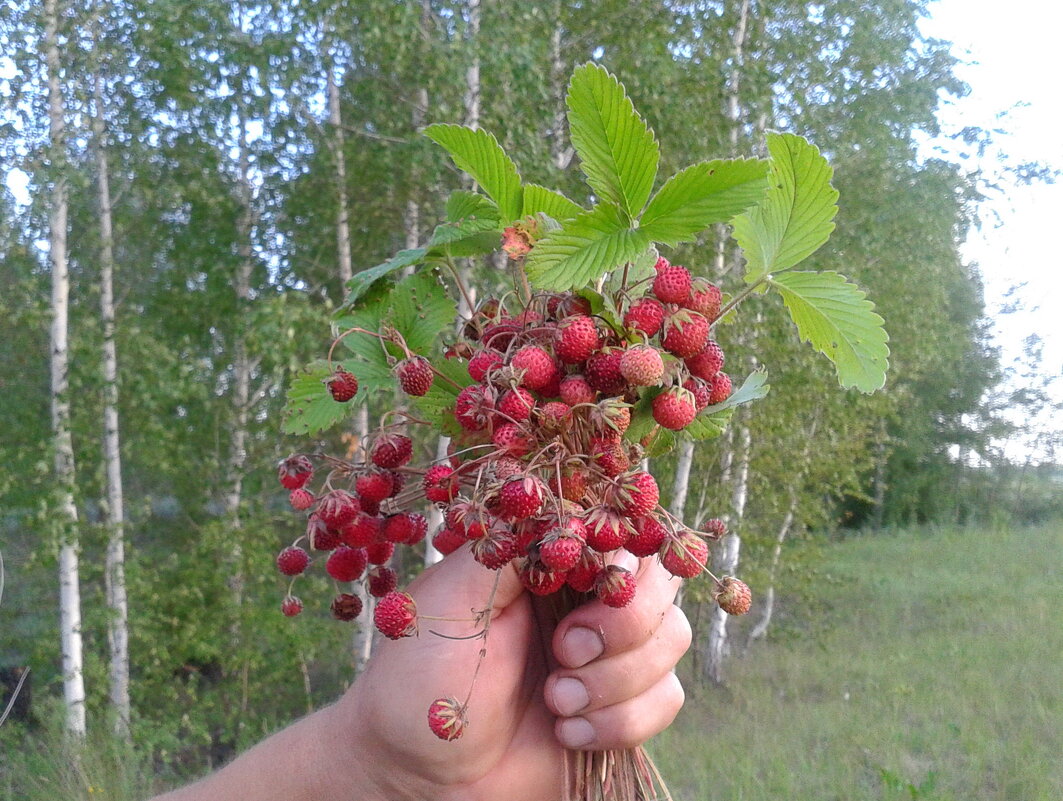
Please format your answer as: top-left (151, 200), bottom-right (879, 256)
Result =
top-left (0, 0), bottom-right (1060, 798)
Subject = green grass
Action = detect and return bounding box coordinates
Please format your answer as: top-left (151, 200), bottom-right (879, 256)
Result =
top-left (652, 522), bottom-right (1063, 801)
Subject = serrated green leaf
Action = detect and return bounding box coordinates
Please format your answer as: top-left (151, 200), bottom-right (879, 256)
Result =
top-left (732, 133), bottom-right (839, 283)
top-left (567, 63), bottom-right (659, 216)
top-left (625, 386), bottom-right (664, 443)
top-left (639, 159), bottom-right (769, 246)
top-left (770, 271), bottom-right (889, 393)
top-left (428, 192), bottom-right (502, 256)
top-left (389, 270), bottom-right (457, 356)
top-left (643, 427), bottom-right (677, 458)
top-left (281, 361), bottom-right (353, 436)
top-left (525, 202), bottom-right (650, 291)
top-left (605, 245), bottom-right (658, 297)
top-left (684, 370), bottom-right (770, 441)
top-left (424, 124), bottom-right (523, 221)
top-left (521, 184), bottom-right (585, 221)
top-left (427, 230), bottom-right (501, 260)
top-left (343, 248), bottom-right (426, 307)
top-left (684, 405), bottom-right (735, 442)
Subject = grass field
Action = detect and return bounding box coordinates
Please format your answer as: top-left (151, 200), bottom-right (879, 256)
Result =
top-left (652, 522), bottom-right (1063, 801)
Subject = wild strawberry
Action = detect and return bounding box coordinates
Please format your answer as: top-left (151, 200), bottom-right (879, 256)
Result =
top-left (714, 576), bottom-right (752, 615)
top-left (331, 592), bottom-right (363, 621)
top-left (653, 256), bottom-right (670, 272)
top-left (702, 517), bottom-right (728, 541)
top-left (566, 548), bottom-right (604, 593)
top-left (341, 513), bottom-right (382, 548)
top-left (395, 356), bottom-right (434, 396)
top-left (481, 320), bottom-right (521, 350)
top-left (356, 469), bottom-right (394, 503)
top-left (366, 540), bottom-right (394, 565)
top-left (326, 546), bottom-right (368, 582)
top-left (661, 310), bottom-right (710, 359)
top-left (278, 455), bottom-right (314, 490)
top-left (326, 368), bottom-right (359, 402)
top-left (626, 515), bottom-right (669, 558)
top-left (307, 515), bottom-right (342, 551)
top-left (550, 467), bottom-right (589, 502)
top-left (281, 596), bottom-right (303, 617)
top-left (584, 506), bottom-right (634, 552)
top-left (685, 340), bottom-right (725, 381)
top-left (316, 489), bottom-right (361, 528)
top-left (555, 315), bottom-right (600, 364)
top-left (620, 344), bottom-right (665, 387)
top-left (536, 401), bottom-right (571, 432)
top-left (489, 457), bottom-right (525, 483)
top-left (374, 591), bottom-right (417, 639)
top-left (539, 532), bottom-right (584, 572)
top-left (683, 378), bottom-right (712, 411)
top-left (594, 565), bottom-right (637, 608)
top-left (660, 530), bottom-right (709, 578)
top-left (367, 565), bottom-right (398, 597)
top-left (589, 435), bottom-right (630, 477)
top-left (288, 488), bottom-right (315, 511)
top-left (708, 372), bottom-right (732, 405)
top-left (684, 277), bottom-right (722, 320)
top-left (468, 349), bottom-right (504, 383)
top-left (498, 476), bottom-right (545, 520)
top-left (585, 347), bottom-right (627, 395)
top-left (588, 397), bottom-right (631, 436)
top-left (552, 293), bottom-right (592, 319)
top-left (383, 513), bottom-right (425, 545)
top-left (371, 433), bottom-right (413, 468)
top-left (511, 345), bottom-right (557, 391)
top-left (454, 384), bottom-right (493, 431)
top-left (276, 546), bottom-right (310, 576)
top-left (623, 297), bottom-right (665, 338)
top-left (432, 526), bottom-right (467, 556)
top-left (470, 524), bottom-right (520, 569)
top-left (423, 464), bottom-right (459, 503)
top-left (427, 697), bottom-right (467, 741)
top-left (612, 471), bottom-right (660, 517)
top-left (518, 558), bottom-right (567, 595)
top-left (652, 263), bottom-right (692, 304)
top-left (492, 423), bottom-right (534, 457)
top-left (652, 387), bottom-right (697, 430)
top-left (498, 388), bottom-right (536, 422)
top-left (559, 374), bottom-right (596, 406)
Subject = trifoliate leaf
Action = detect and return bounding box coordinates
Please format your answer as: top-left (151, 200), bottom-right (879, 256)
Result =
top-left (521, 184), bottom-right (585, 222)
top-left (566, 63), bottom-right (659, 217)
top-left (732, 133), bottom-right (838, 284)
top-left (424, 124), bottom-right (523, 222)
top-left (525, 202), bottom-right (650, 291)
top-left (639, 159), bottom-right (769, 246)
top-left (769, 271), bottom-right (889, 393)
top-left (281, 361), bottom-right (353, 436)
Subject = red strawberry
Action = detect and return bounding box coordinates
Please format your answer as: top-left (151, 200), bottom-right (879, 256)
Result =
top-left (498, 476), bottom-right (545, 520)
top-left (619, 344), bottom-right (665, 387)
top-left (661, 310), bottom-right (710, 358)
top-left (423, 464), bottom-right (459, 503)
top-left (652, 387), bottom-right (697, 430)
top-left (511, 345), bottom-right (557, 391)
top-left (470, 524), bottom-right (520, 570)
top-left (539, 531), bottom-right (584, 572)
top-left (371, 433), bottom-right (413, 468)
top-left (356, 469), bottom-right (394, 503)
top-left (307, 515), bottom-right (341, 551)
top-left (498, 388), bottom-right (536, 422)
top-left (626, 515), bottom-right (669, 558)
top-left (326, 545), bottom-right (368, 581)
top-left (702, 517), bottom-right (728, 540)
top-left (549, 467), bottom-right (589, 502)
top-left (708, 372), bottom-right (732, 405)
top-left (684, 277), bottom-right (722, 320)
top-left (454, 384), bottom-right (492, 431)
top-left (468, 349), bottom-right (504, 383)
top-left (492, 423), bottom-right (534, 457)
top-left (612, 471), bottom-right (660, 517)
top-left (584, 506), bottom-right (634, 552)
top-left (589, 435), bottom-right (630, 477)
top-left (326, 368), bottom-right (359, 402)
top-left (280, 596), bottom-right (303, 617)
top-left (367, 565), bottom-right (398, 597)
top-left (660, 530), bottom-right (709, 578)
top-left (365, 540), bottom-right (394, 565)
top-left (341, 513), bottom-right (382, 548)
top-left (288, 488), bottom-right (315, 511)
top-left (427, 697), bottom-right (467, 741)
top-left (518, 558), bottom-right (567, 595)
top-left (374, 591), bottom-right (417, 639)
top-left (714, 576), bottom-right (752, 615)
top-left (331, 592), bottom-right (363, 621)
top-left (559, 374), bottom-right (596, 406)
top-left (653, 256), bottom-right (671, 272)
top-left (316, 489), bottom-right (360, 528)
top-left (536, 401), bottom-right (571, 432)
top-left (395, 356), bottom-right (434, 396)
top-left (432, 526), bottom-right (467, 556)
top-left (566, 548), bottom-right (604, 593)
top-left (276, 546), bottom-right (310, 576)
top-left (623, 297), bottom-right (665, 338)
top-left (685, 340), bottom-right (725, 381)
top-left (278, 455), bottom-right (314, 490)
top-left (585, 347), bottom-right (627, 396)
top-left (652, 264), bottom-right (692, 304)
top-left (383, 513), bottom-right (426, 545)
top-left (683, 378), bottom-right (712, 411)
top-left (594, 565), bottom-right (637, 608)
top-left (555, 315), bottom-right (600, 364)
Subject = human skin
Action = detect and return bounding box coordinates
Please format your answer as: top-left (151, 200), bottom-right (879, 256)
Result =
top-left (151, 547), bottom-right (691, 801)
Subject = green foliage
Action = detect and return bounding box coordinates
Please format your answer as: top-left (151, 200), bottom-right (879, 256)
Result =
top-left (520, 184), bottom-right (585, 222)
top-left (281, 360), bottom-right (354, 436)
top-left (343, 249), bottom-right (426, 307)
top-left (423, 124), bottom-right (523, 222)
top-left (686, 370), bottom-right (772, 441)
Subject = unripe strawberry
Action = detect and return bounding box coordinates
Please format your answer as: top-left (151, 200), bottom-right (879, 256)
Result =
top-left (684, 277), bottom-right (722, 320)
top-left (288, 488), bottom-right (315, 511)
top-left (326, 368), bottom-right (359, 402)
top-left (367, 565), bottom-right (398, 597)
top-left (536, 401), bottom-right (571, 432)
top-left (559, 374), bottom-right (597, 406)
top-left (276, 546), bottom-right (310, 576)
top-left (395, 356), bottom-right (434, 396)
top-left (652, 264), bottom-right (692, 304)
top-left (330, 592), bottom-right (364, 621)
top-left (708, 371), bottom-right (732, 405)
top-left (423, 464), bottom-right (459, 503)
top-left (594, 565), bottom-right (637, 608)
top-left (685, 340), bottom-right (725, 381)
top-left (555, 315), bottom-right (600, 364)
top-left (661, 310), bottom-right (710, 358)
top-left (278, 454), bottom-right (314, 490)
top-left (427, 697), bottom-right (467, 741)
top-left (281, 596), bottom-right (303, 617)
top-left (498, 388), bottom-right (536, 422)
top-left (714, 576), bottom-right (752, 615)
top-left (511, 345), bottom-right (557, 391)
top-left (660, 530), bottom-right (709, 578)
top-left (371, 433), bottom-right (413, 468)
top-left (326, 545), bottom-right (368, 582)
top-left (468, 349), bottom-right (504, 383)
top-left (620, 344), bottom-right (665, 386)
top-left (623, 297), bottom-right (665, 338)
top-left (652, 387), bottom-right (697, 430)
top-left (374, 591), bottom-right (417, 639)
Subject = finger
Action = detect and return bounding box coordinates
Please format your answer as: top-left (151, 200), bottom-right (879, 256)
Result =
top-left (544, 603), bottom-right (690, 718)
top-left (408, 543), bottom-right (526, 629)
top-left (552, 553), bottom-right (684, 669)
top-left (553, 671), bottom-right (685, 751)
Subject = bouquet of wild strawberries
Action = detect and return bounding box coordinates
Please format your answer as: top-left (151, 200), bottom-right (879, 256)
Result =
top-left (274, 64), bottom-right (887, 798)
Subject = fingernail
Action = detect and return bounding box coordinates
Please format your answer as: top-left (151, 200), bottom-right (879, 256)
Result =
top-left (552, 677), bottom-right (589, 716)
top-left (611, 550), bottom-right (639, 573)
top-left (558, 717), bottom-right (595, 748)
top-left (561, 627), bottom-right (604, 668)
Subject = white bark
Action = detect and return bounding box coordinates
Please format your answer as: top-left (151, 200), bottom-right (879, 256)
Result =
top-left (669, 439), bottom-right (695, 521)
top-left (93, 58), bottom-right (130, 738)
top-left (46, 0), bottom-right (86, 738)
top-left (746, 492), bottom-right (796, 645)
top-left (327, 56), bottom-right (353, 288)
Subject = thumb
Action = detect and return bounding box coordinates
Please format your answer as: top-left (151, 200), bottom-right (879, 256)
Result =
top-left (406, 544), bottom-right (527, 630)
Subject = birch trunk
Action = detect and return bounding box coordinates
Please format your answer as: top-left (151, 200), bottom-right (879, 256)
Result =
top-left (93, 60), bottom-right (130, 739)
top-left (746, 491), bottom-right (796, 645)
top-left (549, 0), bottom-right (573, 171)
top-left (353, 406), bottom-right (375, 668)
top-left (46, 0), bottom-right (86, 738)
top-left (327, 56), bottom-right (353, 289)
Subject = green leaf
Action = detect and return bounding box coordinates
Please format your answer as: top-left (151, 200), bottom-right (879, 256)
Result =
top-left (770, 272), bottom-right (889, 393)
top-left (281, 361), bottom-right (353, 436)
top-left (642, 427), bottom-right (677, 458)
top-left (334, 285), bottom-right (401, 398)
top-left (732, 133), bottom-right (839, 283)
top-left (424, 124), bottom-right (523, 222)
top-left (427, 192), bottom-right (502, 257)
top-left (388, 270), bottom-right (458, 356)
top-left (521, 184), bottom-right (585, 221)
top-left (567, 63), bottom-right (659, 217)
top-left (684, 370), bottom-right (770, 441)
top-left (343, 248), bottom-right (426, 307)
top-left (639, 159), bottom-right (769, 246)
top-left (525, 202), bottom-right (650, 291)
top-left (605, 245), bottom-right (658, 297)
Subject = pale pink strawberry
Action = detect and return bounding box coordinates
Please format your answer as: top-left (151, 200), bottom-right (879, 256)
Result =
top-left (559, 374), bottom-right (596, 406)
top-left (619, 344), bottom-right (665, 386)
top-left (288, 488), bottom-right (315, 511)
top-left (492, 423), bottom-right (534, 457)
top-left (536, 401), bottom-right (571, 432)
top-left (683, 277), bottom-right (722, 320)
top-left (714, 576), bottom-right (752, 615)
